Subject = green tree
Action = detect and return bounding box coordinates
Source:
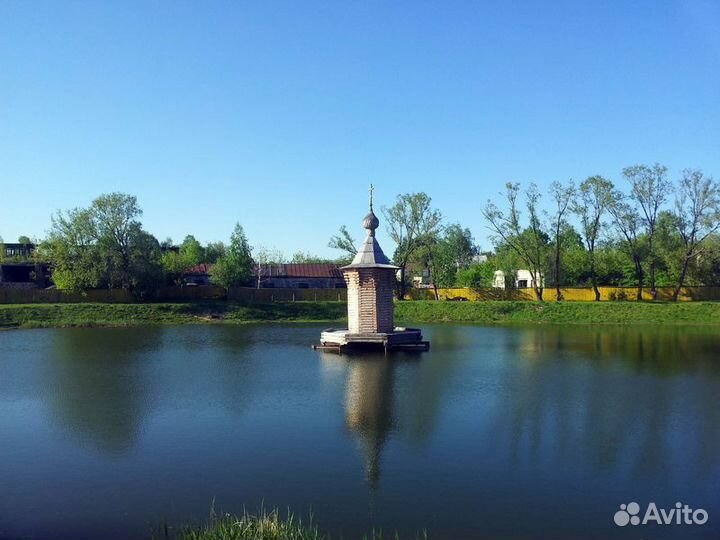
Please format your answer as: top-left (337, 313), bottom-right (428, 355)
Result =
top-left (624, 163), bottom-right (671, 300)
top-left (670, 169), bottom-right (720, 299)
top-left (43, 193), bottom-right (163, 291)
top-left (291, 251), bottom-right (334, 263)
top-left (431, 224), bottom-right (477, 287)
top-left (572, 176), bottom-right (614, 300)
top-left (160, 235), bottom-right (206, 285)
top-left (204, 241), bottom-right (226, 263)
top-left (609, 192), bottom-right (647, 301)
top-left (210, 223), bottom-right (253, 288)
top-left (180, 235), bottom-right (204, 266)
top-left (383, 192), bottom-right (443, 299)
top-left (160, 250), bottom-right (187, 285)
top-left (328, 225), bottom-right (357, 264)
top-left (483, 183), bottom-right (548, 301)
top-left (456, 261), bottom-right (495, 288)
top-left (549, 180), bottom-right (575, 300)
top-left (43, 207), bottom-right (105, 290)
top-left (18, 235), bottom-right (32, 244)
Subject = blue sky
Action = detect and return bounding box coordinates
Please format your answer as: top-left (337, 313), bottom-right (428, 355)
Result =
top-left (1, 1), bottom-right (719, 257)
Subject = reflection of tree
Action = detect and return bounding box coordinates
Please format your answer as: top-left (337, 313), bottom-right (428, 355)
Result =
top-left (344, 357), bottom-right (396, 487)
top-left (483, 326), bottom-right (720, 482)
top-left (202, 324), bottom-right (258, 416)
top-left (45, 327), bottom-right (162, 454)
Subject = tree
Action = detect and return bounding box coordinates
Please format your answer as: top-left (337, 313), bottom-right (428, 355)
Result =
top-left (383, 192), bottom-right (442, 299)
top-left (252, 246), bottom-right (286, 288)
top-left (18, 235), bottom-right (32, 244)
top-left (456, 261), bottom-right (495, 288)
top-left (290, 251), bottom-right (334, 264)
top-left (670, 169), bottom-right (720, 300)
top-left (482, 183), bottom-right (548, 301)
top-left (328, 225), bottom-right (357, 262)
top-left (412, 228), bottom-right (444, 299)
top-left (43, 207), bottom-right (105, 290)
top-left (608, 192), bottom-right (646, 301)
top-left (160, 250), bottom-right (188, 285)
top-left (43, 193), bottom-right (162, 291)
top-left (549, 181), bottom-right (575, 301)
top-left (624, 164), bottom-right (671, 300)
top-left (204, 241), bottom-right (226, 263)
top-left (209, 223), bottom-right (253, 289)
top-left (572, 176), bottom-right (614, 301)
top-left (160, 235), bottom-right (207, 285)
top-left (432, 224), bottom-right (477, 287)
top-left (126, 230), bottom-right (164, 292)
top-left (180, 235), bottom-right (204, 266)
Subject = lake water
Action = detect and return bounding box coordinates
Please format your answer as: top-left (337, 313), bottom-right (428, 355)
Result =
top-left (1, 323), bottom-right (719, 539)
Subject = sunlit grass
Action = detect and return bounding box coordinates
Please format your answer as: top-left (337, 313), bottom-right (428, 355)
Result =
top-left (1, 299), bottom-right (719, 329)
top-left (154, 506), bottom-right (428, 540)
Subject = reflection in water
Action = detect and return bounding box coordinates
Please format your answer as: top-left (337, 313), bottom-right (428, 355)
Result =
top-left (343, 357), bottom-right (396, 486)
top-left (1, 324), bottom-right (719, 540)
top-left (45, 327), bottom-right (162, 453)
top-left (494, 326), bottom-right (720, 480)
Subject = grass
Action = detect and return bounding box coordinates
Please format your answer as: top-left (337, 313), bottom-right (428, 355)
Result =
top-left (155, 506), bottom-right (428, 540)
top-left (0, 301), bottom-right (346, 329)
top-left (1, 300), bottom-right (719, 329)
top-left (394, 299), bottom-right (720, 325)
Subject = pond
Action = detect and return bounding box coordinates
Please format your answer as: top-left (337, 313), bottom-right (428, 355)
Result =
top-left (1, 323), bottom-right (719, 539)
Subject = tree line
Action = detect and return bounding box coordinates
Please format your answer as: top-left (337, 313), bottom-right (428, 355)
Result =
top-left (355, 164), bottom-right (718, 301)
top-left (3, 162), bottom-right (718, 300)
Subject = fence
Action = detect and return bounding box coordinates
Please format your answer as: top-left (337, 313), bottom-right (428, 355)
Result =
top-left (404, 286), bottom-right (720, 302)
top-left (0, 285), bottom-right (225, 304)
top-left (1, 285), bottom-right (719, 304)
top-left (227, 287), bottom-right (348, 303)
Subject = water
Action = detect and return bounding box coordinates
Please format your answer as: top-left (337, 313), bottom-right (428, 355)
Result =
top-left (1, 323), bottom-right (719, 539)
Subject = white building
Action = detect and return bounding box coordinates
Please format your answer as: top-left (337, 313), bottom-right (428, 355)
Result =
top-left (493, 269), bottom-right (544, 289)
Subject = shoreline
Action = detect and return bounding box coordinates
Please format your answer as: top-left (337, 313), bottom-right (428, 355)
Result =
top-left (1, 300), bottom-right (720, 330)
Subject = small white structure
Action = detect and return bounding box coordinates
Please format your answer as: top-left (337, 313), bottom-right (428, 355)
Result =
top-left (493, 269), bottom-right (544, 289)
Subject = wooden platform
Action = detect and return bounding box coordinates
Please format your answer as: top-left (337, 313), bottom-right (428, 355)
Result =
top-left (313, 328), bottom-right (430, 353)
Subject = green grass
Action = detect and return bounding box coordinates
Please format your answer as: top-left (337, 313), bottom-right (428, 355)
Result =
top-left (0, 301), bottom-right (346, 329)
top-left (394, 300), bottom-right (720, 325)
top-left (155, 507), bottom-right (427, 540)
top-left (1, 300), bottom-right (719, 330)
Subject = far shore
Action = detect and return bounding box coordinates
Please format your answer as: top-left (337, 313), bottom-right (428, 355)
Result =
top-left (1, 300), bottom-right (720, 330)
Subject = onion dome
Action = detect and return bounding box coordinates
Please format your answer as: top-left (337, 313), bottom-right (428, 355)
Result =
top-left (340, 184), bottom-right (399, 270)
top-left (362, 210), bottom-right (380, 235)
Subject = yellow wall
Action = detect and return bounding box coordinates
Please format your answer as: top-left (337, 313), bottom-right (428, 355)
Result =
top-left (404, 286), bottom-right (720, 302)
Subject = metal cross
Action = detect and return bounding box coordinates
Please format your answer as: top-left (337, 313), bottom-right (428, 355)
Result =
top-left (369, 183), bottom-right (374, 210)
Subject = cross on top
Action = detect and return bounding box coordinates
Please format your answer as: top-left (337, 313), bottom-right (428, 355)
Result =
top-left (369, 184), bottom-right (374, 210)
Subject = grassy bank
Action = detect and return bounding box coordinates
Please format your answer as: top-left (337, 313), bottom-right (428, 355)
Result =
top-left (1, 300), bottom-right (719, 329)
top-left (0, 301), bottom-right (346, 329)
top-left (157, 507), bottom-right (426, 540)
top-left (395, 300), bottom-right (720, 325)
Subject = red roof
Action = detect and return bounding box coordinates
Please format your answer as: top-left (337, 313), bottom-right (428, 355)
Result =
top-left (184, 263), bottom-right (342, 279)
top-left (185, 263), bottom-right (213, 275)
top-left (259, 263), bottom-right (342, 278)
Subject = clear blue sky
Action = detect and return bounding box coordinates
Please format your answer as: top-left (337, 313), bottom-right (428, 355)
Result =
top-left (1, 1), bottom-right (719, 256)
